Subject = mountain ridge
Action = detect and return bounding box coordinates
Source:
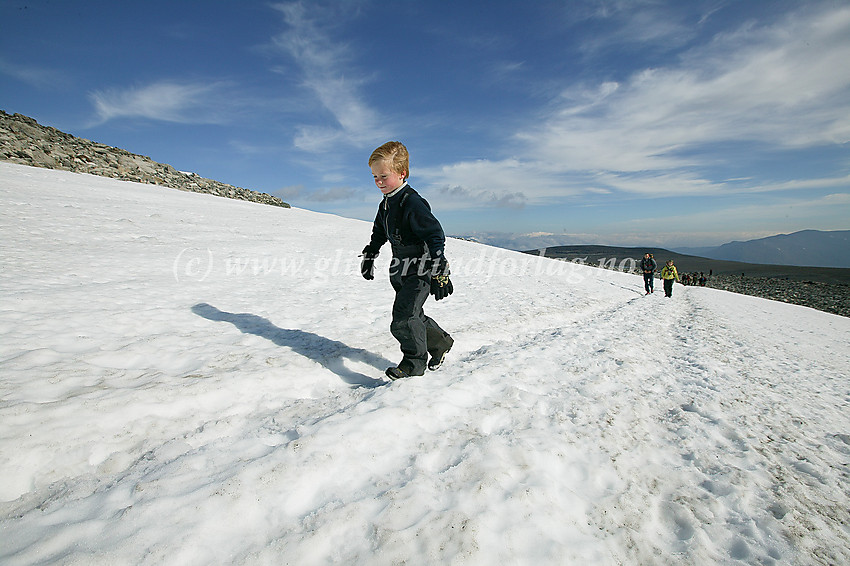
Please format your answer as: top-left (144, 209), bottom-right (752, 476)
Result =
top-left (465, 229), bottom-right (850, 270)
top-left (0, 110), bottom-right (289, 208)
top-left (675, 229), bottom-right (850, 268)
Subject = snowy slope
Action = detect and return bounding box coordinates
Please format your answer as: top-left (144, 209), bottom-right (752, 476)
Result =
top-left (1, 161), bottom-right (849, 565)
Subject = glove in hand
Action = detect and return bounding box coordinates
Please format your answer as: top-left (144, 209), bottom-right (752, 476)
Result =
top-left (429, 254), bottom-right (453, 300)
top-left (360, 246), bottom-right (378, 280)
top-left (430, 274), bottom-right (453, 300)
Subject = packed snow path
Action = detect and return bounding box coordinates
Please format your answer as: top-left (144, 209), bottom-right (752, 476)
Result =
top-left (1, 162), bottom-right (849, 565)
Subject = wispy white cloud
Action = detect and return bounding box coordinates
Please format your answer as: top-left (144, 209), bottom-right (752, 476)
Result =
top-left (270, 2), bottom-right (389, 152)
top-left (735, 175), bottom-right (850, 194)
top-left (576, 2), bottom-right (698, 53)
top-left (619, 191), bottom-right (850, 238)
top-left (533, 4), bottom-right (850, 171)
top-left (429, 4), bottom-right (850, 206)
top-left (418, 158), bottom-right (574, 210)
top-left (88, 81), bottom-right (235, 125)
top-left (0, 56), bottom-right (70, 89)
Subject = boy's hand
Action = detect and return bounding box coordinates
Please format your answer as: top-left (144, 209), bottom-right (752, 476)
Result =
top-left (430, 274), bottom-right (453, 300)
top-left (360, 246), bottom-right (378, 280)
top-left (429, 254), bottom-right (453, 300)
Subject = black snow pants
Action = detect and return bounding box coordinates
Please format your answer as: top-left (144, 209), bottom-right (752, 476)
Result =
top-left (389, 259), bottom-right (452, 375)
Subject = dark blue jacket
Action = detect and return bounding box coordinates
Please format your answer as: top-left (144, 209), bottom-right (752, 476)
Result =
top-left (366, 184), bottom-right (445, 260)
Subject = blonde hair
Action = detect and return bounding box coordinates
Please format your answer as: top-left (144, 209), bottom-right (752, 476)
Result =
top-left (369, 141), bottom-right (409, 180)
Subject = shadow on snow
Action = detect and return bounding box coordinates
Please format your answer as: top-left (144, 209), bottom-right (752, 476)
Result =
top-left (191, 303), bottom-right (388, 388)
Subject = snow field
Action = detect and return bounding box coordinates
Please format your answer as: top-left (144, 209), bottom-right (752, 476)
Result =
top-left (1, 162), bottom-right (849, 565)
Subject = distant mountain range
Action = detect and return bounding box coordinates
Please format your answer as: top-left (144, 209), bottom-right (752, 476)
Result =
top-left (674, 230), bottom-right (850, 269)
top-left (525, 245), bottom-right (850, 285)
top-left (461, 229), bottom-right (850, 270)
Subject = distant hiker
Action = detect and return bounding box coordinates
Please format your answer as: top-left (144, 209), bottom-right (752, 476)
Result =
top-left (360, 141), bottom-right (454, 380)
top-left (640, 252), bottom-right (657, 294)
top-left (660, 259), bottom-right (680, 298)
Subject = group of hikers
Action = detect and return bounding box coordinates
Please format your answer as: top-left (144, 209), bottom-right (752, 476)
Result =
top-left (641, 253), bottom-right (712, 295)
top-left (681, 271), bottom-right (709, 286)
top-left (640, 253), bottom-right (683, 298)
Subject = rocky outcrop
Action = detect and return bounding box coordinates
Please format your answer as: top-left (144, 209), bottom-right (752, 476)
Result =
top-left (706, 275), bottom-right (850, 318)
top-left (0, 110), bottom-right (290, 208)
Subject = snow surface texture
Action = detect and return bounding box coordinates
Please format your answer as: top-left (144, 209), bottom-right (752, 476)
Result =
top-left (1, 161), bottom-right (849, 565)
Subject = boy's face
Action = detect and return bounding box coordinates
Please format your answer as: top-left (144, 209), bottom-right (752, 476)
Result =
top-left (371, 160), bottom-right (406, 194)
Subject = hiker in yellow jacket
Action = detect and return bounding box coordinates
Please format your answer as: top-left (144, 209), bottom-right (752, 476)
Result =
top-left (660, 259), bottom-right (680, 298)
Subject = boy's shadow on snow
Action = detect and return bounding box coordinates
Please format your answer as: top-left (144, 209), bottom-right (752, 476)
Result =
top-left (191, 303), bottom-right (388, 388)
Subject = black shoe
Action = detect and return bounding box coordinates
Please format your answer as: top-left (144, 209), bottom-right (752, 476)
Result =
top-left (428, 337), bottom-right (454, 371)
top-left (386, 361), bottom-right (423, 380)
top-left (385, 366), bottom-right (411, 380)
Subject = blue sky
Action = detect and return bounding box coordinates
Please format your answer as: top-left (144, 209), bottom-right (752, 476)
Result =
top-left (2, 0), bottom-right (849, 248)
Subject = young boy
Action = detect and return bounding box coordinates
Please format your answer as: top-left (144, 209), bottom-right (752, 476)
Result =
top-left (360, 141), bottom-right (454, 380)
